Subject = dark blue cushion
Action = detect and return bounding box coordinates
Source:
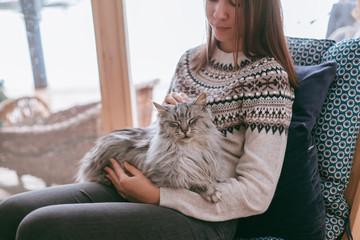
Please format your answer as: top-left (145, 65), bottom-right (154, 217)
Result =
top-left (235, 124), bottom-right (325, 240)
top-left (234, 63), bottom-right (337, 239)
top-left (292, 61), bottom-right (337, 130)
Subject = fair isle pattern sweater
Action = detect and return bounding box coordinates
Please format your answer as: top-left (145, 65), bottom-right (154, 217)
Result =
top-left (159, 45), bottom-right (295, 221)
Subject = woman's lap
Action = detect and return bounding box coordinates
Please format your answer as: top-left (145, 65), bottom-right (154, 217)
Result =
top-left (0, 182), bottom-right (237, 240)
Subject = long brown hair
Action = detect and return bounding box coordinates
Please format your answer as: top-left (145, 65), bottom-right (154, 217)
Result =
top-left (193, 0), bottom-right (298, 88)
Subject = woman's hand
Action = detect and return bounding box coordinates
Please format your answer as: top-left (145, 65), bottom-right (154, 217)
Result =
top-left (104, 158), bottom-right (160, 205)
top-left (163, 92), bottom-right (190, 105)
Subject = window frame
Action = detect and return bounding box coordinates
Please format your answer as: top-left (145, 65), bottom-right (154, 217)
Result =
top-left (91, 0), bottom-right (134, 133)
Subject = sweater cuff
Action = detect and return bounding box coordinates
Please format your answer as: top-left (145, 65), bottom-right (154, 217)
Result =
top-left (160, 187), bottom-right (197, 208)
top-left (159, 187), bottom-right (178, 207)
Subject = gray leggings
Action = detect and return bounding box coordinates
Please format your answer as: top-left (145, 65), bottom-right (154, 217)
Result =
top-left (0, 183), bottom-right (237, 240)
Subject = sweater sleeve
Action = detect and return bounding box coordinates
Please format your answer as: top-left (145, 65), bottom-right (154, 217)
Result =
top-left (159, 70), bottom-right (294, 222)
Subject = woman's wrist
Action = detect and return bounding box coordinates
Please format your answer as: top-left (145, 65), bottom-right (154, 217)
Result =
top-left (149, 186), bottom-right (160, 205)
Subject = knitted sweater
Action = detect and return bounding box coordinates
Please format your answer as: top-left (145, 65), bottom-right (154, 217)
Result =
top-left (159, 45), bottom-right (294, 222)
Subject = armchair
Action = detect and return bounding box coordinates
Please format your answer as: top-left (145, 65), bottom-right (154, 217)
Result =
top-left (235, 37), bottom-right (360, 240)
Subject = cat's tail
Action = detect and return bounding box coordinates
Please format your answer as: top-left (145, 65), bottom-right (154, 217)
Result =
top-left (76, 150), bottom-right (100, 183)
top-left (75, 132), bottom-right (124, 184)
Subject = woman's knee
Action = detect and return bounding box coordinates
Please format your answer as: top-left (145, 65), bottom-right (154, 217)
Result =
top-left (0, 191), bottom-right (46, 219)
top-left (16, 206), bottom-right (64, 240)
top-left (0, 193), bottom-right (45, 227)
top-left (0, 195), bottom-right (36, 238)
top-left (0, 195), bottom-right (23, 219)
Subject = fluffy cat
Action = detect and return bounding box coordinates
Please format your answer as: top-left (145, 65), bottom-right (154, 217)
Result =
top-left (76, 93), bottom-right (224, 203)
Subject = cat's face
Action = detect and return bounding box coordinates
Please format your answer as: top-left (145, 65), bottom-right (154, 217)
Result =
top-left (154, 93), bottom-right (213, 143)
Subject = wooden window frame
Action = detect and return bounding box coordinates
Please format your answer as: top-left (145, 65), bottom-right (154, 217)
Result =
top-left (91, 0), bottom-right (135, 133)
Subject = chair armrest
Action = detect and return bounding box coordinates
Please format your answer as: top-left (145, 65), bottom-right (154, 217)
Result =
top-left (342, 129), bottom-right (360, 240)
top-left (337, 123), bottom-right (360, 239)
top-left (342, 182), bottom-right (360, 240)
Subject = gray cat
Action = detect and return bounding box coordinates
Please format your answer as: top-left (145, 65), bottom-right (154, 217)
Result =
top-left (76, 93), bottom-right (223, 203)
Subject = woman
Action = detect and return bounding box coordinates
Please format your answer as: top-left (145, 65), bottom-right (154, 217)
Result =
top-left (0, 0), bottom-right (297, 239)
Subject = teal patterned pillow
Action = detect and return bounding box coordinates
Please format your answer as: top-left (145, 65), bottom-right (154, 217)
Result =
top-left (315, 38), bottom-right (360, 240)
top-left (288, 37), bottom-right (360, 240)
top-left (287, 37), bottom-right (336, 66)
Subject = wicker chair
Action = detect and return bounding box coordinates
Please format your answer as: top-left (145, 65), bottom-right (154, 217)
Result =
top-left (0, 101), bottom-right (102, 188)
top-left (0, 96), bottom-right (51, 128)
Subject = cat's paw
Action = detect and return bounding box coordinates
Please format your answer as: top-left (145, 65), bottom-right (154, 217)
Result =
top-left (199, 185), bottom-right (222, 203)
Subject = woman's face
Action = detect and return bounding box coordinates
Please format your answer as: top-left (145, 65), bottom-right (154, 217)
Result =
top-left (206, 0), bottom-right (241, 52)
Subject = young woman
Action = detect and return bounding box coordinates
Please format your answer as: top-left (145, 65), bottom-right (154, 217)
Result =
top-left (0, 0), bottom-right (300, 239)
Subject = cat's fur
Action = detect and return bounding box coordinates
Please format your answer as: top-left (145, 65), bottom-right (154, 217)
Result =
top-left (76, 93), bottom-right (224, 203)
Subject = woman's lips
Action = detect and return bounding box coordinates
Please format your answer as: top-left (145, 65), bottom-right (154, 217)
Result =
top-left (214, 26), bottom-right (231, 32)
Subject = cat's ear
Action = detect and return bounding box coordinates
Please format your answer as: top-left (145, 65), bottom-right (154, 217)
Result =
top-left (153, 102), bottom-right (167, 116)
top-left (194, 92), bottom-right (207, 108)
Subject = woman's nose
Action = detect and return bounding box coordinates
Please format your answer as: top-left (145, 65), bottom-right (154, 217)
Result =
top-left (213, 1), bottom-right (229, 20)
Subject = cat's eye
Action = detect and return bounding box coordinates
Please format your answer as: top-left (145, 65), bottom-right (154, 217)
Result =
top-left (169, 122), bottom-right (180, 128)
top-left (189, 118), bottom-right (198, 125)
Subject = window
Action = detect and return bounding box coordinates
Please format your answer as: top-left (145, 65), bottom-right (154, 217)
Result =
top-left (0, 0), bottom-right (100, 111)
top-left (0, 0), bottom-right (99, 198)
top-left (281, 0), bottom-right (339, 38)
top-left (124, 0), bottom-right (206, 104)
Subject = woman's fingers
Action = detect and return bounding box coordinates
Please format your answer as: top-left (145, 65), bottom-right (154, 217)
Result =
top-left (104, 159), bottom-right (160, 204)
top-left (104, 160), bottom-right (130, 199)
top-left (109, 158), bottom-right (126, 178)
top-left (163, 92), bottom-right (190, 105)
top-left (105, 171), bottom-right (127, 198)
top-left (104, 166), bottom-right (120, 185)
top-left (123, 162), bottom-right (141, 176)
top-left (171, 92), bottom-right (185, 103)
top-left (179, 93), bottom-right (190, 102)
top-left (163, 94), bottom-right (177, 105)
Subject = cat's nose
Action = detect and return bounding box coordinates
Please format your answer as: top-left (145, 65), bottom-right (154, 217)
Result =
top-left (181, 129), bottom-right (188, 134)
